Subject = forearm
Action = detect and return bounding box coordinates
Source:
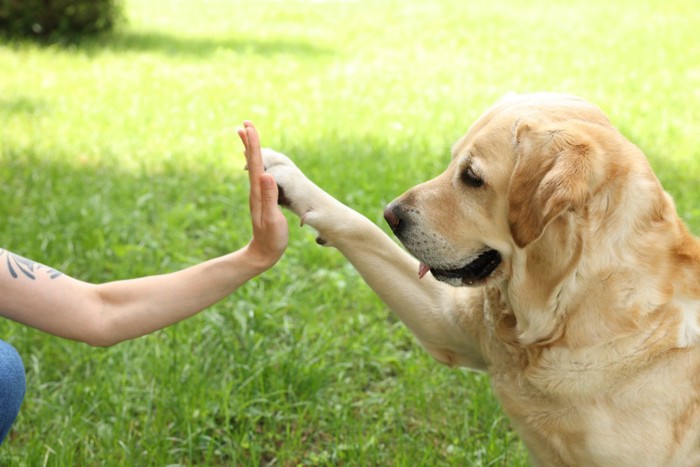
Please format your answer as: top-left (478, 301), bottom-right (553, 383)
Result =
top-left (0, 246), bottom-right (277, 347)
top-left (92, 246), bottom-right (274, 346)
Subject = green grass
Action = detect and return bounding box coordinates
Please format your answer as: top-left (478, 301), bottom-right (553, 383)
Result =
top-left (1, 0), bottom-right (699, 464)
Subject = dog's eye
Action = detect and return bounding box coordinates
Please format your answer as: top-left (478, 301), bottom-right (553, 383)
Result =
top-left (461, 166), bottom-right (485, 188)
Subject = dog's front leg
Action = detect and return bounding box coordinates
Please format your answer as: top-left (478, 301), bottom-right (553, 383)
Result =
top-left (263, 149), bottom-right (487, 369)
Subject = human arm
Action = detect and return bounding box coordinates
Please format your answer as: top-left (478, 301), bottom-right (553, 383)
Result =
top-left (0, 122), bottom-right (288, 347)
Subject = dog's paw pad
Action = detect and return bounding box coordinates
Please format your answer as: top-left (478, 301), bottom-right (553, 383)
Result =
top-left (276, 184), bottom-right (291, 207)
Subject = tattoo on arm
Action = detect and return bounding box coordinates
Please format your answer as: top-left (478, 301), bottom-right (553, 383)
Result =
top-left (0, 249), bottom-right (62, 280)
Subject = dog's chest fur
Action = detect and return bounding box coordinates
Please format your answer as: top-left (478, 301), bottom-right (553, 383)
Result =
top-left (479, 287), bottom-right (700, 466)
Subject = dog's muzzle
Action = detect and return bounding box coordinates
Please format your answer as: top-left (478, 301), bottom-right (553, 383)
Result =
top-left (384, 202), bottom-right (502, 286)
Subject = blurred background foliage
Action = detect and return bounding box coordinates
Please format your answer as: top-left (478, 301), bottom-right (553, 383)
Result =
top-left (0, 0), bottom-right (123, 42)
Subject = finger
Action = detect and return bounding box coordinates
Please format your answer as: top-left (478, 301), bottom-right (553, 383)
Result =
top-left (237, 127), bottom-right (249, 151)
top-left (238, 121), bottom-right (258, 149)
top-left (241, 121), bottom-right (255, 148)
top-left (244, 123), bottom-right (264, 223)
top-left (243, 122), bottom-right (260, 156)
top-left (245, 124), bottom-right (264, 186)
top-left (237, 127), bottom-right (250, 170)
top-left (259, 173), bottom-right (279, 213)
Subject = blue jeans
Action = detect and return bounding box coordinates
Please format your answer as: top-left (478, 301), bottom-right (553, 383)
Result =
top-left (0, 340), bottom-right (25, 444)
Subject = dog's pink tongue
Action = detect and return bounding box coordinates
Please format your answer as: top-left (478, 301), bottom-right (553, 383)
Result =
top-left (418, 263), bottom-right (431, 279)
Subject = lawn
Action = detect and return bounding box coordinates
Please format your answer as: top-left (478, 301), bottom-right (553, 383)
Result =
top-left (1, 0), bottom-right (699, 465)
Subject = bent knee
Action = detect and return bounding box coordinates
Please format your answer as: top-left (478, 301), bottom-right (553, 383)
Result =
top-left (0, 340), bottom-right (26, 440)
top-left (0, 341), bottom-right (26, 400)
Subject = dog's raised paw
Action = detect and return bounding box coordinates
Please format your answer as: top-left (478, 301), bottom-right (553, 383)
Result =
top-left (261, 148), bottom-right (297, 170)
top-left (260, 148), bottom-right (321, 219)
top-left (260, 149), bottom-right (350, 241)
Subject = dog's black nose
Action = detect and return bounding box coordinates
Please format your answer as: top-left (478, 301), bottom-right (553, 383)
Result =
top-left (384, 202), bottom-right (406, 237)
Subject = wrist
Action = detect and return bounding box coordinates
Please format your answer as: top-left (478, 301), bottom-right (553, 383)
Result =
top-left (241, 243), bottom-right (282, 273)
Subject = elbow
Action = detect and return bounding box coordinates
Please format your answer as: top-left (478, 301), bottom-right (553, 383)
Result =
top-left (422, 343), bottom-right (489, 370)
top-left (81, 335), bottom-right (121, 348)
top-left (427, 347), bottom-right (459, 368)
top-left (77, 311), bottom-right (124, 348)
top-left (431, 350), bottom-right (489, 370)
top-left (79, 328), bottom-right (122, 348)
top-left (77, 285), bottom-right (129, 348)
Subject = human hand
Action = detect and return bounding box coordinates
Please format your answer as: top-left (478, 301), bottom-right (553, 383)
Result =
top-left (237, 121), bottom-right (289, 270)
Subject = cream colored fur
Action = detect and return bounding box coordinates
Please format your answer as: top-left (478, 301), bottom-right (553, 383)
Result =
top-left (262, 93), bottom-right (700, 466)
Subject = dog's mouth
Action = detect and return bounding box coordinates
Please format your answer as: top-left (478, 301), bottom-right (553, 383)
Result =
top-left (418, 249), bottom-right (502, 286)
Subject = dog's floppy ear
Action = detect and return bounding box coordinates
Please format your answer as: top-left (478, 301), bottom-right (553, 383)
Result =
top-left (508, 120), bottom-right (602, 248)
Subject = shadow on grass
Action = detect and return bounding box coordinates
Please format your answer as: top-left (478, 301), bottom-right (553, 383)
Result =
top-left (2, 29), bottom-right (336, 59)
top-left (105, 30), bottom-right (335, 58)
top-left (0, 96), bottom-right (50, 116)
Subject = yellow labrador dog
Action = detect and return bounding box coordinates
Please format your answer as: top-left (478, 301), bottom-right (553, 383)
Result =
top-left (262, 93), bottom-right (700, 466)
